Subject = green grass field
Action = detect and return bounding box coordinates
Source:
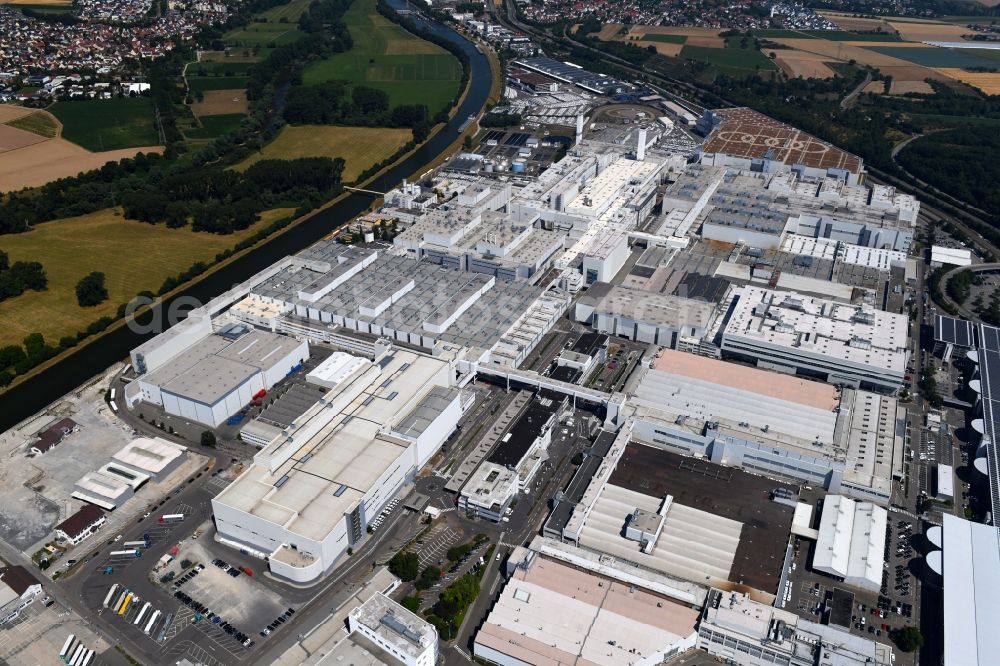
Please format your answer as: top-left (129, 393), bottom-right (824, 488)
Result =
top-left (868, 45), bottom-right (1000, 68)
top-left (190, 61), bottom-right (252, 77)
top-left (187, 76), bottom-right (249, 92)
top-left (185, 114), bottom-right (246, 139)
top-left (751, 29), bottom-right (817, 39)
top-left (49, 98), bottom-right (159, 151)
top-left (681, 45), bottom-right (778, 71)
top-left (301, 0), bottom-right (461, 109)
top-left (234, 124), bottom-right (412, 181)
top-left (643, 33), bottom-right (686, 44)
top-left (5, 111), bottom-right (58, 138)
top-left (802, 30), bottom-right (902, 41)
top-left (224, 23), bottom-right (303, 47)
top-left (0, 208), bottom-right (292, 348)
top-left (258, 0), bottom-right (312, 22)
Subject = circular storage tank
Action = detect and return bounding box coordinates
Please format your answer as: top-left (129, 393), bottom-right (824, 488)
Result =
top-left (484, 161), bottom-right (494, 173)
top-left (511, 160), bottom-right (526, 173)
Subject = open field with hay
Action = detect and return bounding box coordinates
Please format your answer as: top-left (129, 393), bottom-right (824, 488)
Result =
top-left (191, 89), bottom-right (248, 116)
top-left (936, 69), bottom-right (1000, 94)
top-left (769, 50), bottom-right (837, 79)
top-left (0, 141), bottom-right (163, 192)
top-left (5, 110), bottom-right (59, 138)
top-left (233, 124), bottom-right (412, 181)
top-left (0, 207), bottom-right (291, 347)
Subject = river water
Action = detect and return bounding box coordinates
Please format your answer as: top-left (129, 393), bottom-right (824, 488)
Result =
top-left (0, 8), bottom-right (492, 432)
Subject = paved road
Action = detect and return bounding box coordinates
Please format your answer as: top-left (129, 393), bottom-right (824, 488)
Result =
top-left (840, 70), bottom-right (872, 109)
top-left (935, 262), bottom-right (1000, 321)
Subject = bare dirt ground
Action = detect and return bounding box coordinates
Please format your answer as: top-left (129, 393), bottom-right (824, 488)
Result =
top-left (771, 38), bottom-right (915, 67)
top-left (863, 81), bottom-right (887, 94)
top-left (818, 12), bottom-right (896, 33)
top-left (0, 124), bottom-right (47, 152)
top-left (768, 51), bottom-right (837, 78)
top-left (191, 89), bottom-right (248, 116)
top-left (200, 49), bottom-right (260, 63)
top-left (0, 139), bottom-right (163, 191)
top-left (889, 21), bottom-right (975, 42)
top-left (596, 23), bottom-right (625, 41)
top-left (686, 36), bottom-right (727, 48)
top-left (632, 41), bottom-right (684, 57)
top-left (936, 68), bottom-right (1000, 94)
top-left (0, 104), bottom-right (33, 123)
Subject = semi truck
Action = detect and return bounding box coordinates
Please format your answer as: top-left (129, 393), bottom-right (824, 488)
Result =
top-left (102, 584), bottom-right (119, 608)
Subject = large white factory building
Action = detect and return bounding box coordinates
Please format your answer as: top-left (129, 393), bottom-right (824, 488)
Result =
top-left (211, 349), bottom-right (464, 583)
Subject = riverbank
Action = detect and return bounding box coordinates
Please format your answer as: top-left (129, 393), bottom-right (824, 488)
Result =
top-left (0, 6), bottom-right (494, 432)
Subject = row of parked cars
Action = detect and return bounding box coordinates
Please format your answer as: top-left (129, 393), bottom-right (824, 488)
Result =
top-left (212, 558), bottom-right (246, 578)
top-left (369, 498), bottom-right (400, 532)
top-left (171, 565), bottom-right (255, 649)
top-left (260, 607), bottom-right (296, 637)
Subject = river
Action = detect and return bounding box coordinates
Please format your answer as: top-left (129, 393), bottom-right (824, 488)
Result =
top-left (0, 7), bottom-right (492, 433)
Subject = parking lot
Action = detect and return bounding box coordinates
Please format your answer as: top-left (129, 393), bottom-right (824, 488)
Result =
top-left (414, 523), bottom-right (464, 569)
top-left (0, 597), bottom-right (110, 665)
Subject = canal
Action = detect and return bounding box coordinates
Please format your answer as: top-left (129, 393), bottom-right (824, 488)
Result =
top-left (0, 7), bottom-right (493, 432)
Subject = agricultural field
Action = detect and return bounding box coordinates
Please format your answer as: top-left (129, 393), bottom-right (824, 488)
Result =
top-left (184, 114), bottom-right (246, 140)
top-left (868, 45), bottom-right (1000, 68)
top-left (234, 124), bottom-right (412, 181)
top-left (187, 76), bottom-right (249, 93)
top-left (49, 97), bottom-right (159, 151)
top-left (0, 207), bottom-right (293, 348)
top-left (301, 0), bottom-right (462, 110)
top-left (257, 0), bottom-right (312, 22)
top-left (5, 111), bottom-right (59, 138)
top-left (0, 104), bottom-right (161, 191)
top-left (680, 42), bottom-right (778, 72)
top-left (191, 90), bottom-right (248, 116)
top-left (224, 22), bottom-right (303, 48)
top-left (598, 14), bottom-right (1000, 91)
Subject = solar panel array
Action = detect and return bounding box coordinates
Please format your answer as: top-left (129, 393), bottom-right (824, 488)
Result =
top-left (978, 323), bottom-right (1000, 544)
top-left (936, 314), bottom-right (976, 348)
top-left (482, 130), bottom-right (505, 143)
top-left (504, 133), bottom-right (530, 147)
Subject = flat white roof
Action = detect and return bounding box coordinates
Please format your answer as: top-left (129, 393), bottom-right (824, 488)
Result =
top-left (813, 495), bottom-right (886, 588)
top-left (577, 482), bottom-right (740, 586)
top-left (938, 464), bottom-right (954, 498)
top-left (305, 352), bottom-right (367, 387)
top-left (476, 556), bottom-right (698, 666)
top-left (723, 285), bottom-right (908, 374)
top-left (931, 245), bottom-right (972, 266)
top-left (112, 437), bottom-right (185, 474)
top-left (214, 350), bottom-right (452, 542)
top-left (942, 513), bottom-right (1000, 666)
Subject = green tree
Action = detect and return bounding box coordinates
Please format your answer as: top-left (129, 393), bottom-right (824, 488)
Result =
top-left (401, 595), bottom-right (421, 613)
top-left (388, 550), bottom-right (419, 581)
top-left (75, 271), bottom-right (109, 307)
top-left (894, 626), bottom-right (924, 652)
top-left (23, 333), bottom-right (45, 358)
top-left (416, 566), bottom-right (441, 590)
top-left (200, 431), bottom-right (217, 448)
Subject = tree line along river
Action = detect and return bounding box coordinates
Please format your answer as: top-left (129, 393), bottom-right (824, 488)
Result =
top-left (0, 7), bottom-right (493, 432)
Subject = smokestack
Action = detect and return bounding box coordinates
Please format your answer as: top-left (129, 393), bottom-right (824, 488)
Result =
top-left (575, 114), bottom-right (584, 146)
top-left (636, 127), bottom-right (647, 161)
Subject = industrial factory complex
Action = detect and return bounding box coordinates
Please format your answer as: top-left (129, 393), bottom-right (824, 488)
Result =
top-left (17, 55), bottom-right (992, 666)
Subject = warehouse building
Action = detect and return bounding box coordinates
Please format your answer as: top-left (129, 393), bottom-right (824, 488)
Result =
top-left (474, 555), bottom-right (699, 666)
top-left (575, 282), bottom-right (718, 348)
top-left (628, 349), bottom-right (902, 503)
top-left (698, 588), bottom-right (893, 666)
top-left (73, 470), bottom-right (134, 510)
top-left (212, 349), bottom-right (463, 584)
top-left (135, 325), bottom-right (308, 427)
top-left (720, 285), bottom-right (908, 392)
top-left (561, 429), bottom-right (795, 600)
top-left (926, 513), bottom-right (1000, 666)
top-left (110, 437), bottom-right (186, 481)
top-left (812, 495), bottom-right (887, 592)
